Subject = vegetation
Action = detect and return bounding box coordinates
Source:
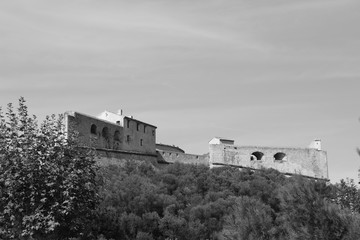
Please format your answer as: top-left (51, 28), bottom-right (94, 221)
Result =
top-left (93, 162), bottom-right (360, 240)
top-left (1, 98), bottom-right (360, 239)
top-left (0, 98), bottom-right (98, 239)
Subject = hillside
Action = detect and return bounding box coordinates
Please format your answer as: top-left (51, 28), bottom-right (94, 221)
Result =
top-left (92, 161), bottom-right (360, 240)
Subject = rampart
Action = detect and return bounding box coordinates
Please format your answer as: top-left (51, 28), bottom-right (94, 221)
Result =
top-left (157, 150), bottom-right (209, 165)
top-left (156, 143), bottom-right (185, 153)
top-left (95, 148), bottom-right (158, 167)
top-left (209, 143), bottom-right (328, 180)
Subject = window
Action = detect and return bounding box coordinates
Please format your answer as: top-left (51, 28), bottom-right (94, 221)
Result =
top-left (274, 152), bottom-right (287, 161)
top-left (152, 130), bottom-right (155, 136)
top-left (250, 151), bottom-right (264, 161)
top-left (143, 125), bottom-right (146, 133)
top-left (137, 123), bottom-right (140, 131)
top-left (126, 135), bottom-right (130, 143)
top-left (140, 139), bottom-right (143, 146)
top-left (127, 119), bottom-right (130, 128)
top-left (114, 130), bottom-right (120, 141)
top-left (101, 127), bottom-right (110, 148)
top-left (90, 124), bottom-right (97, 134)
top-left (102, 127), bottom-right (109, 139)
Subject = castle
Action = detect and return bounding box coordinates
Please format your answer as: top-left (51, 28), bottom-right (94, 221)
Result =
top-left (65, 110), bottom-right (329, 180)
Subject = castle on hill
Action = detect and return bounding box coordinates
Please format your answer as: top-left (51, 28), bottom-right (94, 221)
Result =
top-left (65, 109), bottom-right (328, 180)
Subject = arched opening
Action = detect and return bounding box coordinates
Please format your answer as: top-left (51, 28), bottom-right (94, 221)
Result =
top-left (274, 152), bottom-right (287, 161)
top-left (114, 130), bottom-right (120, 141)
top-left (250, 151), bottom-right (264, 161)
top-left (102, 127), bottom-right (110, 148)
top-left (113, 130), bottom-right (121, 150)
top-left (102, 127), bottom-right (109, 139)
top-left (90, 124), bottom-right (97, 134)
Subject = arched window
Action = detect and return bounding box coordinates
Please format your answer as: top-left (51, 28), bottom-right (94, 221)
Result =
top-left (102, 127), bottom-right (109, 139)
top-left (102, 127), bottom-right (110, 148)
top-left (274, 152), bottom-right (287, 161)
top-left (114, 130), bottom-right (120, 141)
top-left (90, 124), bottom-right (97, 134)
top-left (250, 151), bottom-right (264, 161)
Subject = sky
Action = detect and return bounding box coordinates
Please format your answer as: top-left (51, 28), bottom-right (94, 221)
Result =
top-left (1, 0), bottom-right (360, 183)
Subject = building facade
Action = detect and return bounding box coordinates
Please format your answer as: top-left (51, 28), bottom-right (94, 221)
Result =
top-left (65, 110), bottom-right (157, 155)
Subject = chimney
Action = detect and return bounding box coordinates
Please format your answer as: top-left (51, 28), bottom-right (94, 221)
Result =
top-left (309, 139), bottom-right (321, 150)
top-left (117, 109), bottom-right (123, 115)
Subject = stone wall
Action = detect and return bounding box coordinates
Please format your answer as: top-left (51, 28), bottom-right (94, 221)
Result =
top-left (95, 148), bottom-right (158, 167)
top-left (209, 144), bottom-right (328, 180)
top-left (157, 150), bottom-right (209, 165)
top-left (156, 144), bottom-right (185, 153)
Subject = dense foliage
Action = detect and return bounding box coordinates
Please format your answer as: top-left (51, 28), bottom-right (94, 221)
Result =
top-left (93, 162), bottom-right (360, 240)
top-left (0, 98), bottom-right (97, 239)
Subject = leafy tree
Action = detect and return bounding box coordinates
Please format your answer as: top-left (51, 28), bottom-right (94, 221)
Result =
top-left (275, 177), bottom-right (350, 240)
top-left (335, 179), bottom-right (360, 213)
top-left (0, 97), bottom-right (97, 239)
top-left (220, 196), bottom-right (274, 240)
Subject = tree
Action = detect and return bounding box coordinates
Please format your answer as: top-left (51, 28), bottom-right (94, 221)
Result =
top-left (335, 179), bottom-right (360, 213)
top-left (0, 97), bottom-right (98, 239)
top-left (220, 196), bottom-right (274, 240)
top-left (275, 177), bottom-right (350, 240)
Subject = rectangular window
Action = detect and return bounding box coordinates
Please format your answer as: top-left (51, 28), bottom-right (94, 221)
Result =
top-left (127, 120), bottom-right (130, 128)
top-left (126, 135), bottom-right (130, 143)
top-left (143, 125), bottom-right (146, 133)
top-left (140, 139), bottom-right (143, 146)
top-left (137, 123), bottom-right (140, 131)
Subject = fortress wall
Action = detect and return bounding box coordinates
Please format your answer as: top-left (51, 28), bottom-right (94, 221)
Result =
top-left (157, 150), bottom-right (209, 165)
top-left (156, 144), bottom-right (185, 153)
top-left (66, 112), bottom-right (124, 150)
top-left (209, 144), bottom-right (328, 180)
top-left (95, 148), bottom-right (158, 166)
